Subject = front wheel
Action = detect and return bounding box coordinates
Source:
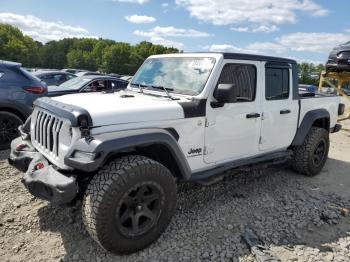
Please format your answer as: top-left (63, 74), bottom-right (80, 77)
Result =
top-left (291, 127), bottom-right (329, 176)
top-left (82, 155), bottom-right (177, 254)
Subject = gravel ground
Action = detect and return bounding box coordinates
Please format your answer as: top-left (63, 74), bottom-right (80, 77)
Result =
top-left (1, 121), bottom-right (350, 262)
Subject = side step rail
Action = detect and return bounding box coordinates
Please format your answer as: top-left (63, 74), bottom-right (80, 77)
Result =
top-left (191, 150), bottom-right (291, 183)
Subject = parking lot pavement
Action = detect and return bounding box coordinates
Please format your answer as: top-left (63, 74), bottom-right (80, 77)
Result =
top-left (0, 122), bottom-right (350, 262)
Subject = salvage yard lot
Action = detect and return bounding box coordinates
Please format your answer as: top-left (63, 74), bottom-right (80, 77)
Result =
top-left (1, 120), bottom-right (350, 262)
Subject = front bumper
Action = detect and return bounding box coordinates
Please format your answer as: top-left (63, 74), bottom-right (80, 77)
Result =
top-left (8, 137), bottom-right (78, 204)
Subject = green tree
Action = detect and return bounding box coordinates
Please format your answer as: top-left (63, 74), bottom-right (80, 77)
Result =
top-left (298, 63), bottom-right (325, 86)
top-left (0, 24), bottom-right (40, 67)
top-left (0, 24), bottom-right (180, 73)
top-left (102, 43), bottom-right (133, 74)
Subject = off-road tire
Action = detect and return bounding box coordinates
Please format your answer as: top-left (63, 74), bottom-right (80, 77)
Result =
top-left (0, 111), bottom-right (23, 150)
top-left (82, 155), bottom-right (177, 254)
top-left (291, 127), bottom-right (329, 176)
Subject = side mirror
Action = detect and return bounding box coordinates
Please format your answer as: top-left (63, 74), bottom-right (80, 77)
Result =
top-left (211, 84), bottom-right (237, 108)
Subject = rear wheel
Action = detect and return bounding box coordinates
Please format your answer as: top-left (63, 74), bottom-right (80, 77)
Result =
top-left (0, 111), bottom-right (23, 150)
top-left (291, 127), bottom-right (329, 176)
top-left (82, 155), bottom-right (177, 254)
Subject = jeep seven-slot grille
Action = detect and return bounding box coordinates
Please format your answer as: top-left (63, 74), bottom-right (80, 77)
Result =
top-left (33, 110), bottom-right (63, 157)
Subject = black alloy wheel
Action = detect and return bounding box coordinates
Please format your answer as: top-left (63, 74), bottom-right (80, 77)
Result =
top-left (116, 182), bottom-right (163, 238)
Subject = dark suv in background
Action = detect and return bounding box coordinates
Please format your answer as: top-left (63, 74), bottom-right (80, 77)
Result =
top-left (0, 60), bottom-right (47, 150)
top-left (326, 41), bottom-right (350, 72)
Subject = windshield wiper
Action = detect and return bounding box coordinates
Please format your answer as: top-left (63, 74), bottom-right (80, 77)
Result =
top-left (150, 85), bottom-right (174, 100)
top-left (130, 82), bottom-right (148, 93)
top-left (130, 83), bottom-right (176, 99)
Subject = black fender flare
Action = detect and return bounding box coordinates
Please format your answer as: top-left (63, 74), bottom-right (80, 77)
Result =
top-left (291, 109), bottom-right (330, 146)
top-left (64, 128), bottom-right (192, 180)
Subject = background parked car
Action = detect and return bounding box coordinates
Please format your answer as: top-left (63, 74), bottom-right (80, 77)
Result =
top-left (75, 71), bottom-right (104, 77)
top-left (326, 41), bottom-right (350, 72)
top-left (61, 69), bottom-right (87, 74)
top-left (33, 70), bottom-right (77, 86)
top-left (0, 60), bottom-right (47, 149)
top-left (299, 84), bottom-right (317, 93)
top-left (119, 75), bottom-right (133, 81)
top-left (47, 75), bottom-right (129, 97)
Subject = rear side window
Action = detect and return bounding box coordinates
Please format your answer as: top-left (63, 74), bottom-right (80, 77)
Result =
top-left (216, 63), bottom-right (256, 102)
top-left (53, 74), bottom-right (65, 81)
top-left (0, 71), bottom-right (4, 79)
top-left (265, 68), bottom-right (289, 100)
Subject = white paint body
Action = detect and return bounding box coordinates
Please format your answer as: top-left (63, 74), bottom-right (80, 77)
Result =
top-left (30, 53), bottom-right (340, 174)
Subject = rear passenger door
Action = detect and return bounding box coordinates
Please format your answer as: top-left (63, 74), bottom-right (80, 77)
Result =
top-left (259, 62), bottom-right (299, 151)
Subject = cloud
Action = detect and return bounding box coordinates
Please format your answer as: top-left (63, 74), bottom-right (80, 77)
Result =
top-left (0, 12), bottom-right (95, 43)
top-left (161, 2), bottom-right (170, 13)
top-left (149, 36), bottom-right (184, 49)
top-left (175, 0), bottom-right (328, 27)
top-left (246, 42), bottom-right (287, 54)
top-left (278, 32), bottom-right (350, 52)
top-left (231, 25), bottom-right (279, 33)
top-left (125, 14), bottom-right (156, 24)
top-left (203, 44), bottom-right (255, 54)
top-left (134, 26), bottom-right (211, 38)
top-left (203, 31), bottom-right (350, 60)
top-left (112, 0), bottom-right (149, 4)
top-left (251, 25), bottom-right (279, 33)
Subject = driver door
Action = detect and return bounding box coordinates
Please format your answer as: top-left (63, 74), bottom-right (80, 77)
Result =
top-left (204, 61), bottom-right (263, 164)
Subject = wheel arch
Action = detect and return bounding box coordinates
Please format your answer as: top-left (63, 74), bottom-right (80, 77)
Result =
top-left (0, 106), bottom-right (27, 121)
top-left (65, 128), bottom-right (192, 180)
top-left (291, 109), bottom-right (330, 146)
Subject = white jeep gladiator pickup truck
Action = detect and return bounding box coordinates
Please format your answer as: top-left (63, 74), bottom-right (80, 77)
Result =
top-left (9, 53), bottom-right (343, 254)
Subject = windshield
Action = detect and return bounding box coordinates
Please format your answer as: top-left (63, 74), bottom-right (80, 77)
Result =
top-left (131, 57), bottom-right (216, 95)
top-left (59, 76), bottom-right (90, 89)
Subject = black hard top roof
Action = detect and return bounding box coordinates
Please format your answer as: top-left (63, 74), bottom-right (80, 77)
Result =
top-left (222, 53), bottom-right (296, 64)
top-left (184, 52), bottom-right (297, 64)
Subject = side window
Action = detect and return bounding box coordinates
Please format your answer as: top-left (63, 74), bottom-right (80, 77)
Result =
top-left (265, 68), bottom-right (289, 100)
top-left (0, 71), bottom-right (4, 79)
top-left (53, 74), bottom-right (65, 81)
top-left (111, 80), bottom-right (128, 89)
top-left (40, 74), bottom-right (50, 80)
top-left (216, 64), bottom-right (256, 102)
top-left (83, 80), bottom-right (109, 92)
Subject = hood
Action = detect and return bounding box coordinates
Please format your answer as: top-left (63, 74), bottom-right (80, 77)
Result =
top-left (51, 90), bottom-right (186, 126)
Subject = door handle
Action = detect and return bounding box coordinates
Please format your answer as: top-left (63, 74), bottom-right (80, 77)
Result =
top-left (280, 109), bottom-right (291, 114)
top-left (246, 113), bottom-right (260, 119)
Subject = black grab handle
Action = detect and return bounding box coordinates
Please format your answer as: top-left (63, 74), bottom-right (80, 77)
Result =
top-left (246, 113), bottom-right (260, 119)
top-left (280, 109), bottom-right (291, 114)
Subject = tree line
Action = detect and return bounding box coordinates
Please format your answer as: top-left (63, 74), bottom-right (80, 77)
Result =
top-left (1, 23), bottom-right (326, 83)
top-left (0, 24), bottom-right (179, 75)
